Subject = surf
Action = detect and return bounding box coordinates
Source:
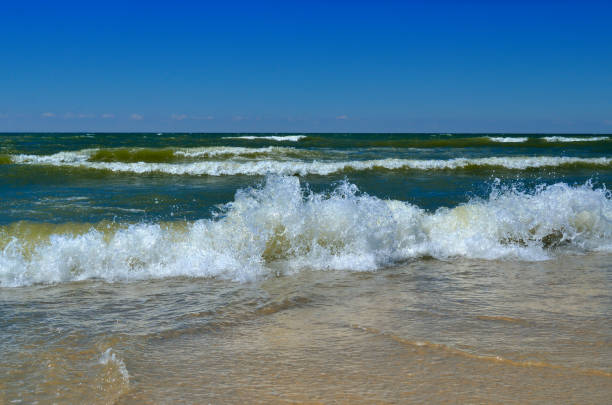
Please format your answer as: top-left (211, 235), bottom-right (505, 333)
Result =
top-left (6, 153), bottom-right (612, 176)
top-left (1, 176), bottom-right (610, 287)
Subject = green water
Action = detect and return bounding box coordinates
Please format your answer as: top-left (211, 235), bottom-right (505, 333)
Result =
top-left (1, 132), bottom-right (611, 224)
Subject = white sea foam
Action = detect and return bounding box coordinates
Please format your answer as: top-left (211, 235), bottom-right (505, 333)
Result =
top-left (543, 136), bottom-right (610, 142)
top-left (1, 176), bottom-right (611, 287)
top-left (488, 137), bottom-right (529, 143)
top-left (10, 154), bottom-right (612, 175)
top-left (173, 146), bottom-right (297, 158)
top-left (11, 146), bottom-right (302, 163)
top-left (13, 150), bottom-right (93, 164)
top-left (222, 135), bottom-right (307, 142)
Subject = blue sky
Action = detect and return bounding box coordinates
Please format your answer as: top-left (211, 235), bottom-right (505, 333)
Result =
top-left (1, 0), bottom-right (611, 132)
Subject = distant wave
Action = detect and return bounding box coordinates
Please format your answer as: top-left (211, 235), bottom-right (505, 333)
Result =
top-left (2, 176), bottom-right (611, 286)
top-left (174, 146), bottom-right (289, 158)
top-left (487, 136), bottom-right (610, 143)
top-left (9, 153), bottom-right (612, 175)
top-left (5, 147), bottom-right (312, 164)
top-left (222, 135), bottom-right (307, 142)
top-left (487, 137), bottom-right (529, 143)
top-left (543, 136), bottom-right (610, 142)
top-left (171, 146), bottom-right (316, 159)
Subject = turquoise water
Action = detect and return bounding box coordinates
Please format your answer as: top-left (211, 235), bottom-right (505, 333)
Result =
top-left (1, 133), bottom-right (612, 403)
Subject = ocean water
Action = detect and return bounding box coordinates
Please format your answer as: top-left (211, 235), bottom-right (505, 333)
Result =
top-left (1, 133), bottom-right (611, 403)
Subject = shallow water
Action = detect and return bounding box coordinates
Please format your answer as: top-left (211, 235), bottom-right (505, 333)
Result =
top-left (2, 258), bottom-right (611, 403)
top-left (1, 133), bottom-right (611, 403)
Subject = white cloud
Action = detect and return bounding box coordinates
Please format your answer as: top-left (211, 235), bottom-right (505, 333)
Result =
top-left (336, 114), bottom-right (349, 120)
top-left (41, 112), bottom-right (56, 118)
top-left (63, 112), bottom-right (95, 119)
top-left (130, 113), bottom-right (144, 120)
top-left (102, 113), bottom-right (115, 119)
top-left (171, 114), bottom-right (214, 121)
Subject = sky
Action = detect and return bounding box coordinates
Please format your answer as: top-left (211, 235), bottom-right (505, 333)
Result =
top-left (0, 0), bottom-right (611, 133)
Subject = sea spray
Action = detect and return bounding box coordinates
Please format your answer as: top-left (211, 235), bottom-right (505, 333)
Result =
top-left (1, 176), bottom-right (611, 287)
top-left (99, 348), bottom-right (129, 383)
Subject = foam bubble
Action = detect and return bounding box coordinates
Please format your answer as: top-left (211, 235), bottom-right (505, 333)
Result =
top-left (1, 176), bottom-right (611, 287)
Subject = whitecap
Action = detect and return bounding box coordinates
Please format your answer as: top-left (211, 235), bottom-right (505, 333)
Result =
top-left (488, 137), bottom-right (529, 143)
top-left (1, 176), bottom-right (610, 287)
top-left (10, 154), bottom-right (612, 176)
top-left (543, 136), bottom-right (609, 142)
top-left (222, 135), bottom-right (307, 142)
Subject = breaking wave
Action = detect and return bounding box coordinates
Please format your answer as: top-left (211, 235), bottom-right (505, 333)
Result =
top-left (487, 137), bottom-right (529, 143)
top-left (485, 136), bottom-right (610, 143)
top-left (7, 152), bottom-right (612, 176)
top-left (543, 136), bottom-right (610, 142)
top-left (7, 146), bottom-right (309, 164)
top-left (222, 135), bottom-right (307, 142)
top-left (1, 176), bottom-right (611, 287)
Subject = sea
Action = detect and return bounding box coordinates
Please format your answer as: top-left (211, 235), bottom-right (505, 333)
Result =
top-left (1, 132), bottom-right (611, 403)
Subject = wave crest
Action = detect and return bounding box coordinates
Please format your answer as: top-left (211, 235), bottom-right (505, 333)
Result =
top-left (8, 153), bottom-right (612, 175)
top-left (487, 137), bottom-right (529, 143)
top-left (543, 136), bottom-right (610, 142)
top-left (222, 135), bottom-right (307, 142)
top-left (2, 177), bottom-right (611, 287)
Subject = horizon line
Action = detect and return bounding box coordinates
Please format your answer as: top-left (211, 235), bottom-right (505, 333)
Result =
top-left (1, 131), bottom-right (612, 135)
